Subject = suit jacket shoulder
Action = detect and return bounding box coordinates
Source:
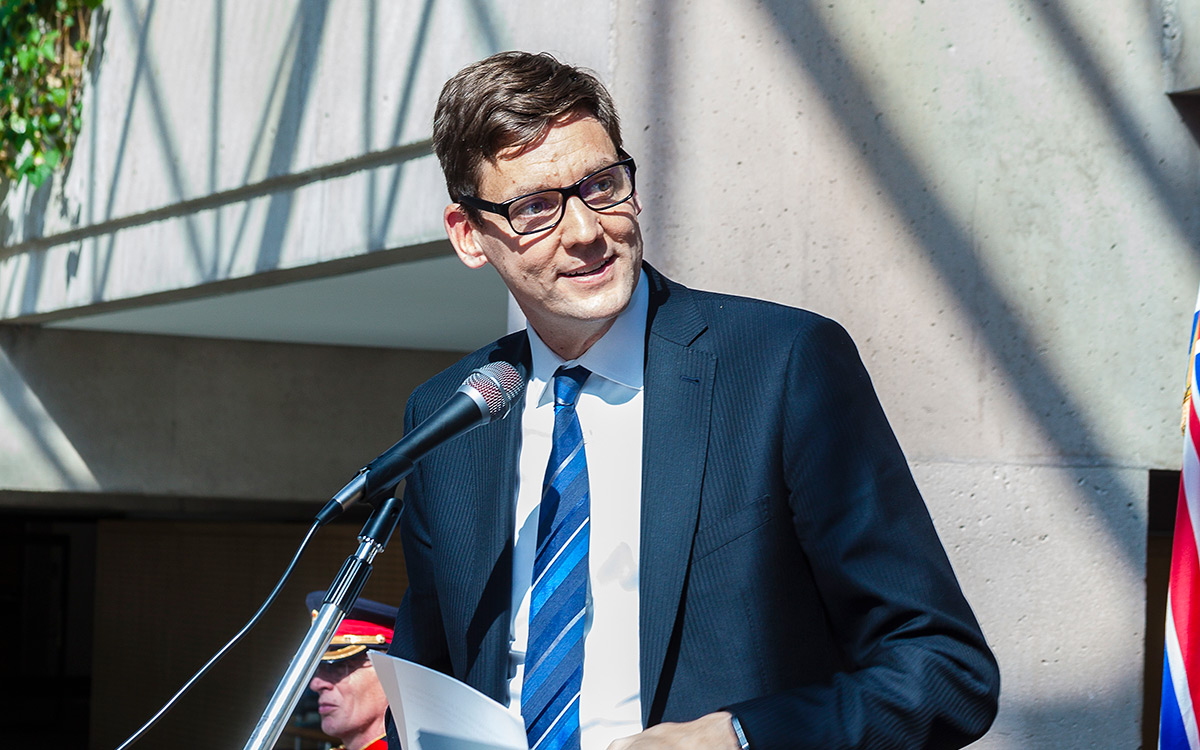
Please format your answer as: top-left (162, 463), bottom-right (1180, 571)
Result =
top-left (644, 264), bottom-right (848, 356)
top-left (405, 329), bottom-right (531, 421)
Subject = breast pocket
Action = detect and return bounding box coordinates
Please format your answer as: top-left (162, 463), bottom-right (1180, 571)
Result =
top-left (692, 495), bottom-right (773, 561)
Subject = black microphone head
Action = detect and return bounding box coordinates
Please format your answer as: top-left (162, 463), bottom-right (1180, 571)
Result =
top-left (462, 361), bottom-right (525, 421)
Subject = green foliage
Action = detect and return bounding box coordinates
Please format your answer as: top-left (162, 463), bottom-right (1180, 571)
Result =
top-left (0, 0), bottom-right (102, 188)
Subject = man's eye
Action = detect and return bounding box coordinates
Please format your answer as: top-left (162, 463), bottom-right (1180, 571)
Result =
top-left (584, 175), bottom-right (616, 197)
top-left (511, 195), bottom-right (557, 217)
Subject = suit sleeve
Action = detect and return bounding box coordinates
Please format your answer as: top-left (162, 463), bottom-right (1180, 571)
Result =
top-left (726, 318), bottom-right (1000, 749)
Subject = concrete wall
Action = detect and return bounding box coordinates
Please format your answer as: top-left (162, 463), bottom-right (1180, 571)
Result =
top-left (0, 325), bottom-right (461, 505)
top-left (3, 0), bottom-right (1198, 747)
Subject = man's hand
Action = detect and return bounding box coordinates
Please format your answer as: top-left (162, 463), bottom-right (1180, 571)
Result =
top-left (606, 710), bottom-right (742, 749)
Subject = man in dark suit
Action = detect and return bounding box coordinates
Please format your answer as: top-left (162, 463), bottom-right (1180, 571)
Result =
top-left (386, 51), bottom-right (999, 750)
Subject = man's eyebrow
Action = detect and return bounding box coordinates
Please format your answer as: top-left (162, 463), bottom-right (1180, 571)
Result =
top-left (499, 157), bottom-right (618, 201)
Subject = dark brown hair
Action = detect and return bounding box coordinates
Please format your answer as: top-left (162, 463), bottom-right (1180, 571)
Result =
top-left (433, 51), bottom-right (622, 203)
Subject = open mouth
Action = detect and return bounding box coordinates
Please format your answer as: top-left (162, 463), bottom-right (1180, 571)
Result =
top-left (562, 256), bottom-right (614, 278)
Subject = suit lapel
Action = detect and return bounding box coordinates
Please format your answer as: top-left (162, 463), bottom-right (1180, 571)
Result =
top-left (461, 335), bottom-right (530, 701)
top-left (638, 270), bottom-right (715, 724)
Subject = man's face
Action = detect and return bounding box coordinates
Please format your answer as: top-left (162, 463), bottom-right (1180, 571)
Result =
top-left (309, 655), bottom-right (388, 747)
top-left (445, 113), bottom-right (643, 359)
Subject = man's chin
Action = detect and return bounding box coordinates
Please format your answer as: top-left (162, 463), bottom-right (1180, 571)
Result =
top-left (564, 279), bottom-right (636, 320)
top-left (320, 718), bottom-right (344, 737)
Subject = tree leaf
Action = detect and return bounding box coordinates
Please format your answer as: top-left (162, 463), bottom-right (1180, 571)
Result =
top-left (29, 161), bottom-right (51, 187)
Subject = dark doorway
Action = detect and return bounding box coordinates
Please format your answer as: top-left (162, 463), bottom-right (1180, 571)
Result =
top-left (0, 515), bottom-right (97, 746)
top-left (1145, 469), bottom-right (1181, 749)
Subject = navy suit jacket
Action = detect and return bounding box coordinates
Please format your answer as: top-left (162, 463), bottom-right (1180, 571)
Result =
top-left (386, 265), bottom-right (999, 749)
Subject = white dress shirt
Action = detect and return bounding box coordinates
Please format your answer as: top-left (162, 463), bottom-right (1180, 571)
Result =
top-left (506, 271), bottom-right (649, 749)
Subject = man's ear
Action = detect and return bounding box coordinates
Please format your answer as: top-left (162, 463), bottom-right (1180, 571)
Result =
top-left (445, 203), bottom-right (489, 269)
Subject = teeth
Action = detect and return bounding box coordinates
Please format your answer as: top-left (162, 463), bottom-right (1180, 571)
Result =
top-left (565, 258), bottom-right (607, 277)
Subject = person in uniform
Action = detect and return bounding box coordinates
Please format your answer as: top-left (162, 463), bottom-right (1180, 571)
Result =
top-left (306, 592), bottom-right (396, 750)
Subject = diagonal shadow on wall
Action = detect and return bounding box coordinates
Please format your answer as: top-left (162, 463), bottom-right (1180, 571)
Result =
top-left (0, 327), bottom-right (85, 487)
top-left (88, 0), bottom-right (158, 299)
top-left (366, 0), bottom-right (439, 250)
top-left (364, 0), bottom-right (505, 250)
top-left (745, 0), bottom-right (1167, 570)
top-left (1031, 0), bottom-right (1200, 244)
top-left (219, 4), bottom-right (306, 278)
top-left (94, 0), bottom-right (212, 296)
top-left (207, 0), bottom-right (224, 278)
top-left (361, 0), bottom-right (378, 239)
top-left (251, 0), bottom-right (330, 274)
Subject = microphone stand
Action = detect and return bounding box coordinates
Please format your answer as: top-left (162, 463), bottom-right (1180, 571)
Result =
top-left (243, 481), bottom-right (402, 750)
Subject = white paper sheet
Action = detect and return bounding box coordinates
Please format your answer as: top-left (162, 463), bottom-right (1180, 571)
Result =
top-left (369, 651), bottom-right (529, 750)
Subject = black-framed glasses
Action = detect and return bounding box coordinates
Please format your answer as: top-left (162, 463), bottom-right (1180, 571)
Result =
top-left (458, 154), bottom-right (637, 235)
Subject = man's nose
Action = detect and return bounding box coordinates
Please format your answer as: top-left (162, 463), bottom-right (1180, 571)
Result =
top-left (309, 673), bottom-right (332, 692)
top-left (558, 196), bottom-right (602, 246)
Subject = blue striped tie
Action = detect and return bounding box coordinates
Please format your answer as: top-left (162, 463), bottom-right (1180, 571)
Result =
top-left (522, 366), bottom-right (591, 750)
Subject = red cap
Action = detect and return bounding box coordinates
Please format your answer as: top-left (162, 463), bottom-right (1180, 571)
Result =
top-left (306, 592), bottom-right (398, 662)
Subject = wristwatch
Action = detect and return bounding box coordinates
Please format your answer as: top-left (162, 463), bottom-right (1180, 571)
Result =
top-left (730, 713), bottom-right (751, 750)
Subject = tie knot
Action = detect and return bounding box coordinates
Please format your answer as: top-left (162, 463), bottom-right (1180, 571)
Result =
top-left (554, 366), bottom-right (590, 407)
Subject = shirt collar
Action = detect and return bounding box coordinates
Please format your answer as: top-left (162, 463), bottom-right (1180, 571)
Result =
top-left (527, 269), bottom-right (648, 405)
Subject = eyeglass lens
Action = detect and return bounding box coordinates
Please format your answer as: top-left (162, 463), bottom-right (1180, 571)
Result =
top-left (508, 163), bottom-right (633, 234)
top-left (314, 657), bottom-right (368, 681)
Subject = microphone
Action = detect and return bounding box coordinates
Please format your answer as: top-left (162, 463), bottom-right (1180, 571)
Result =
top-left (316, 361), bottom-right (525, 525)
